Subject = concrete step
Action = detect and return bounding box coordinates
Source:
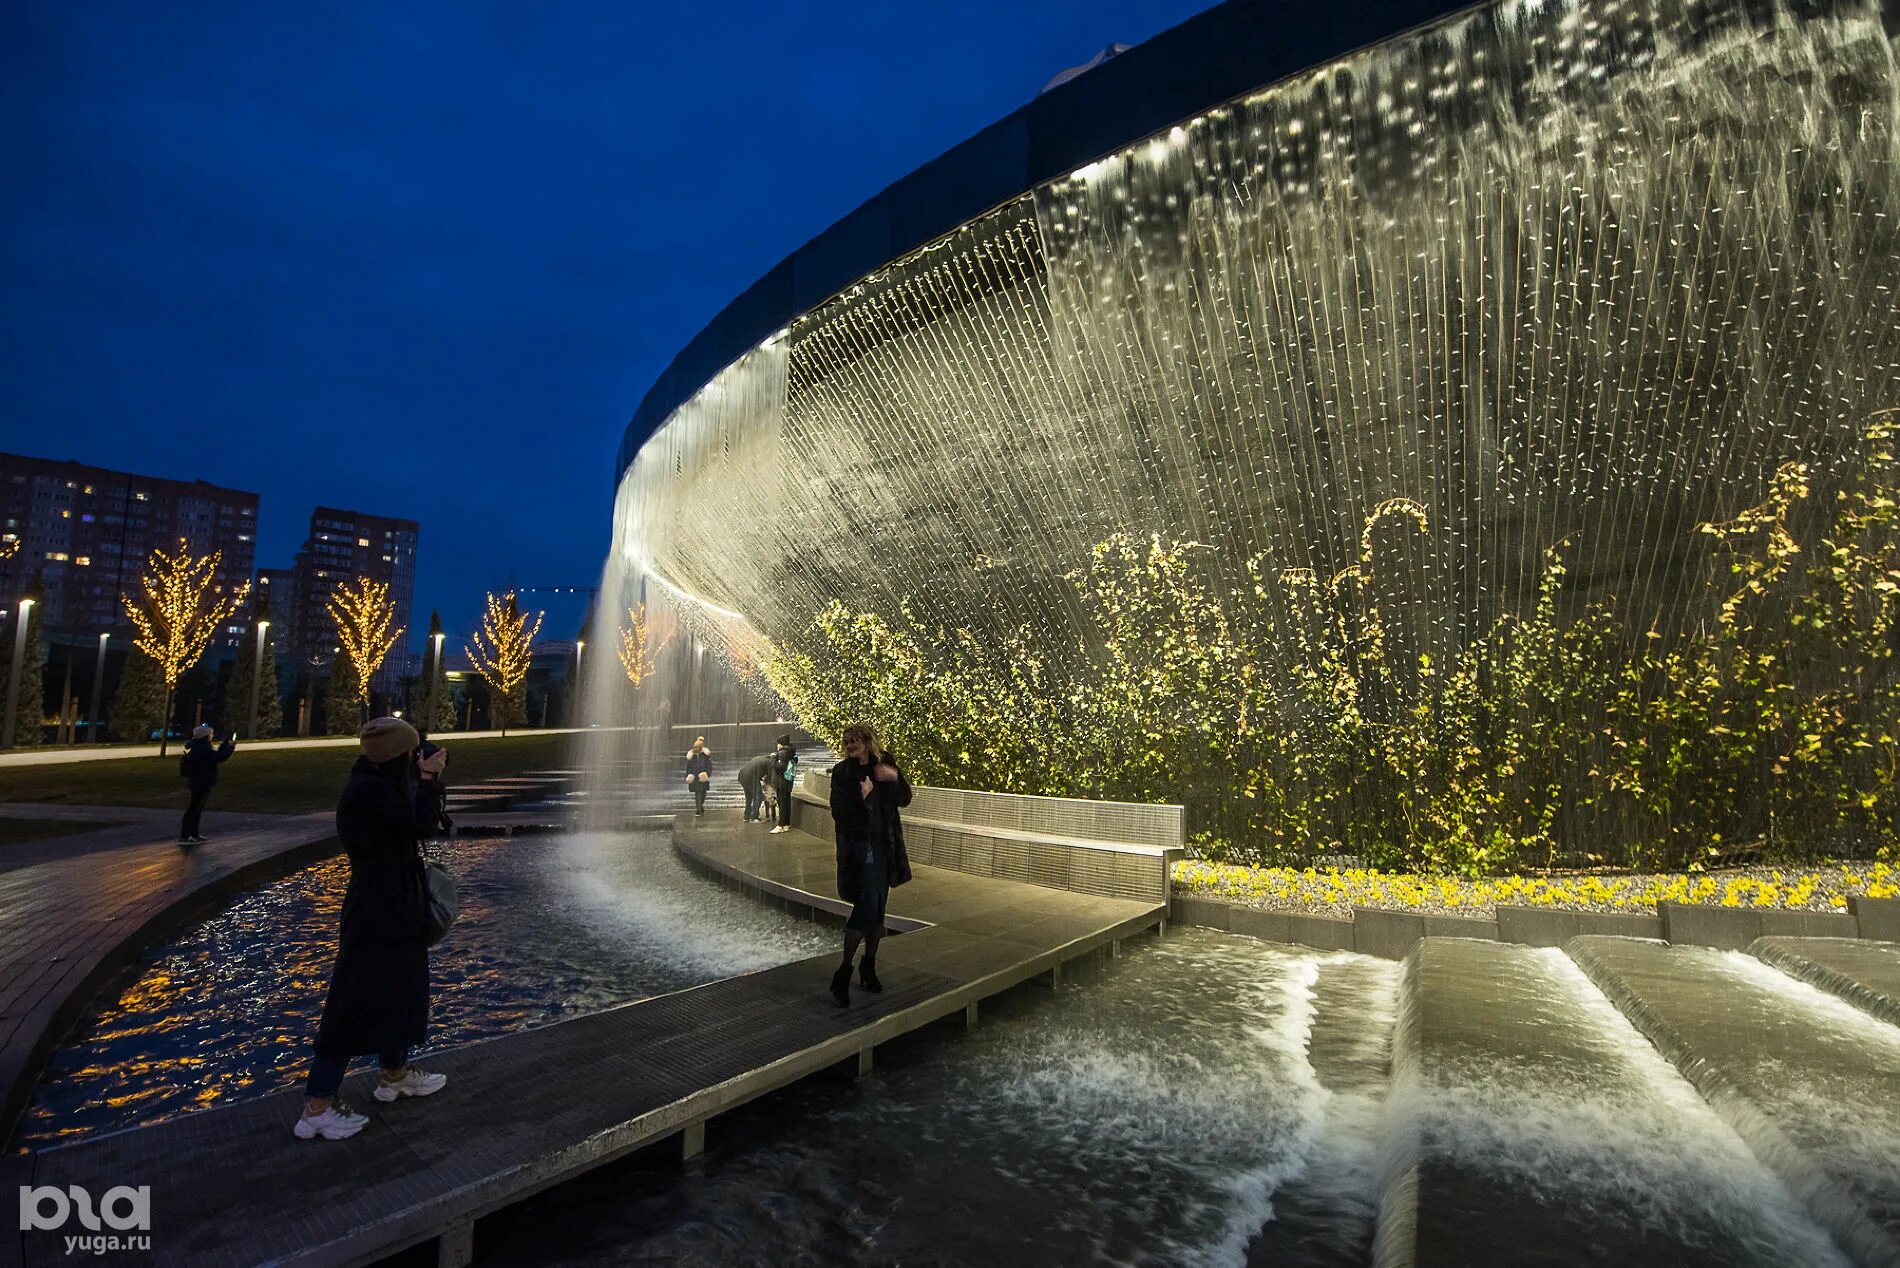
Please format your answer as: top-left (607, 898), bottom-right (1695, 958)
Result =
top-left (1376, 938), bottom-right (1845, 1268)
top-left (1748, 937), bottom-right (1900, 1028)
top-left (1570, 936), bottom-right (1900, 1267)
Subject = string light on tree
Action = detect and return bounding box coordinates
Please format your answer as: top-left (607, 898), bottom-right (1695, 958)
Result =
top-left (326, 576), bottom-right (404, 711)
top-left (616, 603), bottom-right (670, 688)
top-left (120, 538), bottom-right (250, 755)
top-left (467, 590), bottom-right (542, 735)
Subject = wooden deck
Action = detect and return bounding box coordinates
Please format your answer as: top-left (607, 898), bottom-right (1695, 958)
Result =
top-left (8, 811), bottom-right (1164, 1268)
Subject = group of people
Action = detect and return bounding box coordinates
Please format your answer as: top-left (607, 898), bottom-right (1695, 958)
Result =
top-left (684, 732), bottom-right (799, 832)
top-left (274, 716), bottom-right (910, 1144)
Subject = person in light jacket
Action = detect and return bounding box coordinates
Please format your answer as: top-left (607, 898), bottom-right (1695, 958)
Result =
top-left (294, 718), bottom-right (447, 1141)
top-left (827, 723), bottom-right (912, 1006)
top-left (686, 736), bottom-right (713, 816)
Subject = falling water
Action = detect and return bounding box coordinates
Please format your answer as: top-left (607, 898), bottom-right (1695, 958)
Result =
top-left (603, 0), bottom-right (1899, 699)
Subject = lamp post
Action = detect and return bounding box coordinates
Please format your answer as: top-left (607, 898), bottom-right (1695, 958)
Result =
top-left (2, 598), bottom-right (35, 750)
top-left (247, 620), bottom-right (269, 740)
top-left (425, 630), bottom-right (444, 733)
top-left (89, 632), bottom-right (108, 743)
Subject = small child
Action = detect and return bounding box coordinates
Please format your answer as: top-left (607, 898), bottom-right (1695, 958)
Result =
top-left (759, 781), bottom-right (779, 825)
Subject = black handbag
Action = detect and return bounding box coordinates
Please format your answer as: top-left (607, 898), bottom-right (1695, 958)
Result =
top-left (423, 859), bottom-right (459, 946)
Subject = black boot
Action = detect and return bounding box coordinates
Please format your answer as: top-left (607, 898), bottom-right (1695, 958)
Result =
top-left (829, 964), bottom-right (852, 1007)
top-left (859, 958), bottom-right (882, 993)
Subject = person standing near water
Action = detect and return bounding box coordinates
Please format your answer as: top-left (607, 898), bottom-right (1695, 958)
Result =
top-left (827, 723), bottom-right (912, 1006)
top-left (769, 733), bottom-right (798, 833)
top-left (736, 751), bottom-right (774, 822)
top-left (178, 723), bottom-right (235, 847)
top-left (294, 717), bottom-right (447, 1141)
top-left (686, 735), bottom-right (713, 817)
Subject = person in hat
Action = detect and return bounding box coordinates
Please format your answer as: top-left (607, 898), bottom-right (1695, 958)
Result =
top-left (177, 723), bottom-right (236, 847)
top-left (685, 735), bottom-right (713, 817)
top-left (769, 733), bottom-right (798, 833)
top-left (295, 717), bottom-right (448, 1141)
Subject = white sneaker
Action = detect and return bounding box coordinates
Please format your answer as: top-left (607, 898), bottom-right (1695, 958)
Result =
top-left (769, 825), bottom-right (787, 834)
top-left (293, 1102), bottom-right (368, 1140)
top-left (373, 1066), bottom-right (448, 1102)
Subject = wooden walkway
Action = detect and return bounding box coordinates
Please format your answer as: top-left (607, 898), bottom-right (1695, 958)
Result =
top-left (7, 812), bottom-right (1163, 1268)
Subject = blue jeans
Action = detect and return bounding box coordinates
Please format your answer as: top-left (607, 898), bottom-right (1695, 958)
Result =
top-left (307, 1048), bottom-right (407, 1099)
top-left (742, 781), bottom-right (764, 820)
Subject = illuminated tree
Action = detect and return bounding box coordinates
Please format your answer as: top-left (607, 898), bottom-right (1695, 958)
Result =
top-left (327, 576), bottom-right (404, 717)
top-left (467, 591), bottom-right (541, 735)
top-left (121, 539), bottom-right (250, 755)
top-left (616, 604), bottom-right (670, 688)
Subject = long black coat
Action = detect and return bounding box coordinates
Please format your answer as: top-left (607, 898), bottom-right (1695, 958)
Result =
top-left (829, 756), bottom-right (913, 902)
top-left (314, 755), bottom-right (435, 1058)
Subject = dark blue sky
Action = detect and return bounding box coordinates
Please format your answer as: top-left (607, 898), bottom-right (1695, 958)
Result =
top-left (1, 0), bottom-right (1206, 649)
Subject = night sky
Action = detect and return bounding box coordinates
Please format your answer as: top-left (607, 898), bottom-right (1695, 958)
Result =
top-left (1, 0), bottom-right (1206, 651)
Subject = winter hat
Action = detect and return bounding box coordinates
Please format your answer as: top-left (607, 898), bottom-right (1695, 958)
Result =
top-left (359, 717), bottom-right (420, 764)
top-left (776, 734), bottom-right (792, 747)
top-left (191, 724), bottom-right (213, 739)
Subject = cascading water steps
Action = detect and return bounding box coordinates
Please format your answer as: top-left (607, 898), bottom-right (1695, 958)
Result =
top-left (1747, 937), bottom-right (1900, 1028)
top-left (1569, 937), bottom-right (1900, 1268)
top-left (1372, 938), bottom-right (1850, 1268)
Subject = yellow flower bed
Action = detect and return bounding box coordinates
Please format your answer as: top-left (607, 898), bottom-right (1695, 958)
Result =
top-left (1171, 859), bottom-right (1898, 915)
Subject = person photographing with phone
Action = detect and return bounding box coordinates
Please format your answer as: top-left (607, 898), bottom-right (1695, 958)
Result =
top-left (178, 723), bottom-right (235, 847)
top-left (295, 717), bottom-right (450, 1141)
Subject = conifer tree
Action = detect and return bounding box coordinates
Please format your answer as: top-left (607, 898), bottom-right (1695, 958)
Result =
top-left (0, 575), bottom-right (46, 748)
top-left (110, 649), bottom-right (170, 742)
top-left (219, 600), bottom-right (284, 738)
top-left (324, 652), bottom-right (362, 735)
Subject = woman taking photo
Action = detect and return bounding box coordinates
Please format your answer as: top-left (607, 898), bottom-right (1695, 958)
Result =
top-left (827, 723), bottom-right (912, 1006)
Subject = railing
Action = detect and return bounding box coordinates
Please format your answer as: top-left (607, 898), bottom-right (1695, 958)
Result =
top-left (794, 769), bottom-right (1181, 906)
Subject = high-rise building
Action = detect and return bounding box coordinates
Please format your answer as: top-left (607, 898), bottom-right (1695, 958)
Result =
top-left (0, 453), bottom-right (258, 648)
top-left (283, 507), bottom-right (419, 692)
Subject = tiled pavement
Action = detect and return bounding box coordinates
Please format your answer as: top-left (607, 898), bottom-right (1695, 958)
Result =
top-left (0, 811), bottom-right (338, 1148)
top-left (9, 811), bottom-right (1163, 1268)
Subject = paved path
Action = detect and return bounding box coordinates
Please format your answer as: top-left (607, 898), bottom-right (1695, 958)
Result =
top-left (0, 728), bottom-right (616, 770)
top-left (0, 812), bottom-right (338, 1146)
top-left (8, 811), bottom-right (1163, 1268)
top-left (0, 804), bottom-right (303, 871)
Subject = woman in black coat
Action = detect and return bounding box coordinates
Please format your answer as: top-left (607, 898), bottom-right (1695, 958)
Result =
top-left (827, 722), bottom-right (912, 1006)
top-left (295, 718), bottom-right (448, 1141)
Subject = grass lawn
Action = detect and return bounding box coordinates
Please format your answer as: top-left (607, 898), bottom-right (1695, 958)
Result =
top-left (0, 817), bottom-right (130, 847)
top-left (0, 732), bottom-right (575, 813)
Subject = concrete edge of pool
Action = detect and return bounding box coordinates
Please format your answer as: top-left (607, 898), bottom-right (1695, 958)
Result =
top-left (7, 811), bottom-right (1166, 1268)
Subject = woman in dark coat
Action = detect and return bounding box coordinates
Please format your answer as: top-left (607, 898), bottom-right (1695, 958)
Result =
top-left (177, 723), bottom-right (235, 846)
top-left (827, 722), bottom-right (912, 1006)
top-left (295, 718), bottom-right (448, 1141)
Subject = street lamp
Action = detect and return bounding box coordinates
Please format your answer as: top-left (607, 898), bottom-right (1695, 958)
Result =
top-left (247, 620), bottom-right (269, 740)
top-left (3, 598), bottom-right (35, 750)
top-left (89, 632), bottom-right (108, 743)
top-left (425, 630), bottom-right (445, 733)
